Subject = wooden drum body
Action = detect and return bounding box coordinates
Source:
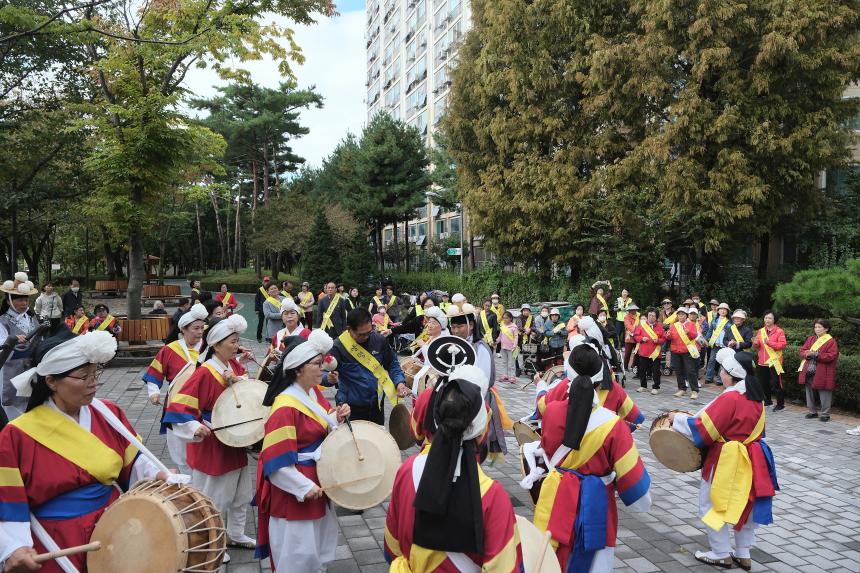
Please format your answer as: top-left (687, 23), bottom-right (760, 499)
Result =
top-left (649, 411), bottom-right (704, 473)
top-left (400, 358), bottom-right (423, 390)
top-left (88, 479), bottom-right (225, 573)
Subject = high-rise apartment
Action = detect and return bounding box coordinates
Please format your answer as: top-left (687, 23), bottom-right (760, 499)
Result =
top-left (366, 0), bottom-right (486, 268)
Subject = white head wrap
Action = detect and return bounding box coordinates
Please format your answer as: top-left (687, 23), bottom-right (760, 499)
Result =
top-left (11, 331), bottom-right (117, 397)
top-left (177, 303), bottom-right (208, 329)
top-left (282, 329), bottom-right (333, 371)
top-left (447, 364), bottom-right (489, 440)
top-left (425, 306), bottom-right (448, 329)
top-left (206, 314), bottom-right (247, 346)
top-left (716, 347), bottom-right (746, 379)
top-left (451, 293), bottom-right (466, 305)
top-left (280, 297), bottom-right (300, 315)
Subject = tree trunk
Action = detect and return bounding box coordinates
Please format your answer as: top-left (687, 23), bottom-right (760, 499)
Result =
top-left (127, 187), bottom-right (146, 320)
top-left (225, 191), bottom-right (233, 270)
top-left (209, 192), bottom-right (226, 269)
top-left (195, 202), bottom-right (205, 273)
top-left (392, 221), bottom-right (399, 272)
top-left (405, 220), bottom-right (411, 273)
top-left (233, 182), bottom-right (242, 273)
top-left (262, 145), bottom-right (270, 204)
top-left (100, 226), bottom-right (117, 279)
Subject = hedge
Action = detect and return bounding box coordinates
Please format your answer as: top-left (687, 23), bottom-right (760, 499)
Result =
top-left (777, 343), bottom-right (860, 412)
top-left (187, 269), bottom-right (301, 294)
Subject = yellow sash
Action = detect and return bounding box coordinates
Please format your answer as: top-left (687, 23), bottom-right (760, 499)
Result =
top-left (96, 315), bottom-right (116, 331)
top-left (798, 333), bottom-right (832, 373)
top-left (415, 305), bottom-right (424, 317)
top-left (596, 293), bottom-right (608, 311)
top-left (338, 330), bottom-right (398, 405)
top-left (439, 301), bottom-right (450, 313)
top-left (500, 322), bottom-right (516, 342)
top-left (521, 315), bottom-right (533, 344)
top-left (10, 405), bottom-right (126, 484)
top-left (409, 330), bottom-right (431, 352)
top-left (708, 318), bottom-right (728, 347)
top-left (373, 296), bottom-right (383, 308)
top-left (552, 321), bottom-right (566, 334)
top-left (491, 304), bottom-right (504, 322)
top-left (615, 297), bottom-right (632, 321)
top-left (758, 328), bottom-right (784, 375)
top-left (662, 310), bottom-right (677, 325)
top-left (376, 313), bottom-right (390, 332)
top-left (260, 287), bottom-right (280, 308)
top-left (270, 393), bottom-right (330, 431)
top-left (72, 316), bottom-right (88, 334)
top-left (706, 310), bottom-right (714, 324)
top-left (730, 324), bottom-right (744, 344)
top-left (299, 291), bottom-right (313, 307)
top-left (221, 292), bottom-right (235, 307)
top-left (702, 409), bottom-right (766, 531)
top-left (281, 290), bottom-right (291, 299)
top-left (191, 287), bottom-right (201, 294)
top-left (480, 310), bottom-right (493, 344)
top-left (203, 361), bottom-right (227, 388)
top-left (640, 321), bottom-right (661, 359)
top-left (674, 322), bottom-right (700, 359)
top-left (321, 293), bottom-right (343, 330)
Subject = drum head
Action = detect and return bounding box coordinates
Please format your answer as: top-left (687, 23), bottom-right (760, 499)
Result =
top-left (389, 403), bottom-right (414, 450)
top-left (516, 515), bottom-right (562, 573)
top-left (167, 363), bottom-right (196, 404)
top-left (649, 411), bottom-right (702, 473)
top-left (211, 379), bottom-right (269, 448)
top-left (542, 364), bottom-right (565, 386)
top-left (513, 421), bottom-right (541, 446)
top-left (317, 421), bottom-right (401, 510)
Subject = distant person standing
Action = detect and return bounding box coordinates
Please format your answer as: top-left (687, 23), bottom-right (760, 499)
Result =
top-left (172, 297), bottom-right (191, 326)
top-left (799, 319), bottom-right (839, 423)
top-left (262, 283), bottom-right (285, 342)
top-left (61, 278), bottom-right (83, 317)
top-left (315, 281), bottom-right (349, 337)
top-left (297, 281), bottom-right (315, 326)
top-left (255, 276), bottom-right (272, 343)
top-left (215, 283), bottom-right (237, 315)
top-left (34, 282), bottom-right (63, 325)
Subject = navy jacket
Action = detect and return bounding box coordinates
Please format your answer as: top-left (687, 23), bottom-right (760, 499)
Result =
top-left (332, 331), bottom-right (405, 407)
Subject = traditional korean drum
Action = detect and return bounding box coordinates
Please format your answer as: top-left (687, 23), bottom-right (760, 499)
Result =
top-left (516, 515), bottom-right (562, 573)
top-left (257, 352), bottom-right (276, 382)
top-left (388, 402), bottom-right (414, 450)
top-left (513, 420), bottom-right (541, 447)
top-left (400, 357), bottom-right (423, 390)
top-left (542, 364), bottom-right (566, 386)
top-left (649, 410), bottom-right (704, 473)
top-left (88, 479), bottom-right (225, 573)
top-left (167, 362), bottom-right (196, 405)
top-left (317, 421), bottom-right (401, 511)
top-left (415, 369), bottom-right (439, 394)
top-left (211, 378), bottom-right (269, 448)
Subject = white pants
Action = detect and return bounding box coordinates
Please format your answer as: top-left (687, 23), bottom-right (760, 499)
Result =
top-left (192, 464), bottom-right (255, 540)
top-left (269, 505), bottom-right (338, 573)
top-left (698, 479), bottom-right (757, 558)
top-left (166, 428), bottom-right (191, 475)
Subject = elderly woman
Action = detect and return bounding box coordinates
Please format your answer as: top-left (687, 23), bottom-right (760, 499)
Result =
top-left (798, 318), bottom-right (839, 423)
top-left (64, 305), bottom-right (90, 335)
top-left (670, 348), bottom-right (778, 570)
top-left (1, 273), bottom-right (42, 422)
top-left (33, 282), bottom-right (63, 324)
top-left (215, 283), bottom-right (238, 314)
top-left (385, 365), bottom-right (523, 571)
top-left (143, 302), bottom-right (208, 475)
top-left (262, 284), bottom-right (285, 342)
top-left (164, 315), bottom-right (256, 560)
top-left (271, 298), bottom-right (311, 354)
top-left (751, 310), bottom-right (787, 412)
top-left (148, 300), bottom-right (168, 316)
top-left (255, 331), bottom-right (350, 573)
top-left (0, 330), bottom-right (166, 573)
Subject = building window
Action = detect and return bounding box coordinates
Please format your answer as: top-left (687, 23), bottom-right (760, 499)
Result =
top-left (384, 228), bottom-right (393, 243)
top-left (435, 219), bottom-right (447, 237)
top-left (450, 216), bottom-right (461, 236)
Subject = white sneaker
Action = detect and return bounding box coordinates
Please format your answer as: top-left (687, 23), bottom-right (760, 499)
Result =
top-left (223, 552), bottom-right (231, 564)
top-left (690, 391), bottom-right (699, 400)
top-left (635, 387), bottom-right (644, 393)
top-left (673, 390), bottom-right (686, 398)
top-left (846, 426), bottom-right (860, 436)
top-left (651, 389), bottom-right (659, 395)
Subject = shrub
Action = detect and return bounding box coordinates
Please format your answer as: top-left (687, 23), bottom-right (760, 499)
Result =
top-left (780, 343), bottom-right (860, 412)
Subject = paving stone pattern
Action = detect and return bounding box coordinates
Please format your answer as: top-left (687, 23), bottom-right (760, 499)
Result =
top-left (100, 340), bottom-right (860, 573)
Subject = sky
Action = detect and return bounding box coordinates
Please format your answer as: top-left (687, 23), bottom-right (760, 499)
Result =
top-left (182, 0), bottom-right (367, 169)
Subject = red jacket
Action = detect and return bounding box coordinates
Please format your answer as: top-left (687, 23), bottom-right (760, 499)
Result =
top-left (666, 320), bottom-right (699, 355)
top-left (632, 321), bottom-right (666, 358)
top-left (751, 326), bottom-right (787, 367)
top-left (798, 335), bottom-right (839, 391)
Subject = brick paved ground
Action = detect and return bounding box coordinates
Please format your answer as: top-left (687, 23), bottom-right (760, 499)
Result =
top-left (100, 338), bottom-right (860, 573)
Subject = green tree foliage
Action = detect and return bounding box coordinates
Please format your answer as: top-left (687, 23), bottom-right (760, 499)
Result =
top-left (774, 259), bottom-right (860, 320)
top-left (445, 0), bottom-right (860, 276)
top-left (302, 209), bottom-right (341, 287)
top-left (428, 131), bottom-right (459, 210)
top-left (340, 229), bottom-right (376, 289)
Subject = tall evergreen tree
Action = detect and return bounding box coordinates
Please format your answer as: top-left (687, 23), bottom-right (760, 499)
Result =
top-left (302, 209), bottom-right (341, 287)
top-left (341, 228), bottom-right (376, 290)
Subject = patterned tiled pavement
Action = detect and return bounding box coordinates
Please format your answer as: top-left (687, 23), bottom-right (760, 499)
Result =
top-left (100, 338), bottom-right (860, 573)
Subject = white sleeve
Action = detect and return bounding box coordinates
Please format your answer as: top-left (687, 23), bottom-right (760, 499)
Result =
top-left (128, 452), bottom-right (162, 487)
top-left (672, 415), bottom-right (695, 441)
top-left (270, 466), bottom-right (317, 502)
top-left (146, 382), bottom-right (161, 398)
top-left (0, 521), bottom-right (33, 565)
top-left (171, 420), bottom-right (204, 442)
top-left (626, 490), bottom-right (652, 513)
top-left (475, 345), bottom-right (493, 381)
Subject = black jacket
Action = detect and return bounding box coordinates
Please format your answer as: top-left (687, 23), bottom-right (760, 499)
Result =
top-left (61, 290), bottom-right (83, 317)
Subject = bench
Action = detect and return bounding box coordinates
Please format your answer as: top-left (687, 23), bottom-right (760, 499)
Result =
top-left (116, 316), bottom-right (171, 346)
top-left (91, 280), bottom-right (129, 297)
top-left (141, 284), bottom-right (183, 306)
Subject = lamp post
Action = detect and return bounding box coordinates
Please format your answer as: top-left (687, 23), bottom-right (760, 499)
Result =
top-left (456, 202), bottom-right (463, 278)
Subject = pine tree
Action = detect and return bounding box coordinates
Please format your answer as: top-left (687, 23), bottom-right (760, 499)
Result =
top-left (341, 228), bottom-right (377, 290)
top-left (302, 210), bottom-right (342, 287)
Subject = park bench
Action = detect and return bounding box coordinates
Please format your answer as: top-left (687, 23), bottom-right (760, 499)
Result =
top-left (116, 316), bottom-right (171, 346)
top-left (91, 280), bottom-right (129, 297)
top-left (141, 284), bottom-right (183, 306)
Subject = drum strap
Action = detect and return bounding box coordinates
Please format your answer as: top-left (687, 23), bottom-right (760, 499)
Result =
top-left (30, 514), bottom-right (80, 573)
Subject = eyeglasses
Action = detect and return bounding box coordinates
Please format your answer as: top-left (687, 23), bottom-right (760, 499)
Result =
top-left (306, 359), bottom-right (324, 368)
top-left (65, 367), bottom-right (104, 383)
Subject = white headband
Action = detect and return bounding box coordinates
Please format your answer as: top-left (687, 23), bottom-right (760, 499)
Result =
top-left (425, 306), bottom-right (448, 329)
top-left (282, 329), bottom-right (333, 371)
top-left (178, 303), bottom-right (208, 329)
top-left (280, 298), bottom-right (300, 315)
top-left (206, 314), bottom-right (247, 346)
top-left (11, 331), bottom-right (117, 397)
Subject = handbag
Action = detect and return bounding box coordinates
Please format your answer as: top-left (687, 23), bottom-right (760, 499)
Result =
top-left (804, 356), bottom-right (817, 385)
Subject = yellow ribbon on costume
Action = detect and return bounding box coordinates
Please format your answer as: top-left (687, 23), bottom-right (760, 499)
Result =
top-left (702, 409), bottom-right (766, 531)
top-left (758, 328), bottom-right (784, 375)
top-left (708, 318), bottom-right (728, 347)
top-left (480, 310), bottom-right (494, 344)
top-left (596, 293), bottom-right (608, 312)
top-left (674, 322), bottom-right (700, 359)
top-left (500, 322), bottom-right (516, 343)
top-left (10, 405), bottom-right (127, 484)
top-left (662, 310), bottom-right (678, 326)
top-left (639, 321), bottom-right (661, 360)
top-left (491, 303), bottom-right (504, 322)
top-left (798, 333), bottom-right (832, 373)
top-left (375, 313), bottom-right (390, 333)
top-left (521, 314), bottom-right (532, 345)
top-left (96, 315), bottom-right (116, 331)
top-left (72, 316), bottom-right (88, 334)
top-left (338, 330), bottom-right (398, 406)
top-left (259, 287), bottom-right (281, 308)
top-left (299, 291), bottom-right (314, 307)
top-left (729, 324), bottom-right (746, 347)
top-left (320, 293), bottom-right (343, 330)
top-left (221, 292), bottom-right (235, 307)
top-left (490, 386), bottom-right (514, 430)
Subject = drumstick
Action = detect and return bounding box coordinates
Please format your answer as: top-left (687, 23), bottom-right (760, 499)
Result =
top-left (209, 417), bottom-right (264, 433)
top-left (321, 473), bottom-right (383, 492)
top-left (34, 542), bottom-right (101, 563)
top-left (337, 398), bottom-right (364, 461)
top-left (532, 531), bottom-right (552, 573)
top-left (225, 370), bottom-right (242, 408)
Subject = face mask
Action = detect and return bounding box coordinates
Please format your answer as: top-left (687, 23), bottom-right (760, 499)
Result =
top-left (541, 311), bottom-right (549, 318)
top-left (71, 287), bottom-right (79, 293)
